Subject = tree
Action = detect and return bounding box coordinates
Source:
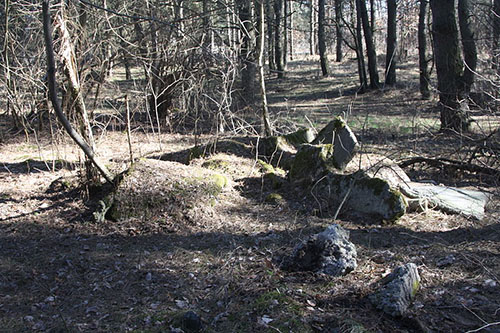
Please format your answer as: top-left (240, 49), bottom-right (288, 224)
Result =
top-left (430, 0), bottom-right (472, 131)
top-left (274, 0), bottom-right (285, 78)
top-left (255, 0), bottom-right (273, 136)
top-left (355, 0), bottom-right (368, 91)
top-left (42, 0), bottom-right (114, 184)
top-left (237, 0), bottom-right (257, 100)
top-left (494, 0), bottom-right (500, 70)
top-left (458, 0), bottom-right (477, 95)
top-left (418, 0), bottom-right (430, 99)
top-left (309, 0), bottom-right (317, 56)
top-left (334, 0), bottom-right (343, 62)
top-left (385, 0), bottom-right (397, 85)
top-left (357, 0), bottom-right (379, 88)
top-left (318, 0), bottom-right (330, 76)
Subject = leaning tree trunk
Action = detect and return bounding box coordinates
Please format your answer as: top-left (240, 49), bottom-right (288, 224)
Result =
top-left (255, 0), bottom-right (273, 137)
top-left (42, 0), bottom-right (114, 184)
top-left (418, 0), bottom-right (430, 99)
top-left (430, 0), bottom-right (471, 132)
top-left (318, 0), bottom-right (330, 76)
top-left (335, 0), bottom-right (343, 62)
top-left (458, 0), bottom-right (477, 95)
top-left (358, 0), bottom-right (379, 89)
top-left (274, 0), bottom-right (285, 78)
top-left (385, 0), bottom-right (397, 85)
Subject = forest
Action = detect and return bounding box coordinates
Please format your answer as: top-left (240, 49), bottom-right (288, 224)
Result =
top-left (0, 0), bottom-right (499, 332)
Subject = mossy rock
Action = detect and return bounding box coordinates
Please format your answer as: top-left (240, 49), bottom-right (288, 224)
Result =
top-left (283, 127), bottom-right (315, 148)
top-left (311, 171), bottom-right (407, 223)
top-left (258, 159), bottom-right (287, 189)
top-left (312, 116), bottom-right (346, 144)
top-left (289, 144), bottom-right (334, 185)
top-left (265, 192), bottom-right (284, 205)
top-left (98, 159), bottom-right (230, 223)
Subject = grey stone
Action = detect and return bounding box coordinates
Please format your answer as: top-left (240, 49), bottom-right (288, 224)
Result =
top-left (182, 310), bottom-right (203, 332)
top-left (402, 182), bottom-right (491, 220)
top-left (289, 144), bottom-right (334, 184)
top-left (370, 263), bottom-right (420, 317)
top-left (280, 224), bottom-right (357, 276)
top-left (312, 171), bottom-right (407, 222)
top-left (313, 117), bottom-right (359, 170)
top-left (284, 127), bottom-right (315, 147)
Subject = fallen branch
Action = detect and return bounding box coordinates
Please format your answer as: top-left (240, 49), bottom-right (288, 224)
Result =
top-left (398, 156), bottom-right (499, 177)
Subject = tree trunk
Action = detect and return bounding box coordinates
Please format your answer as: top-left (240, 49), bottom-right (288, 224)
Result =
top-left (289, 0), bottom-right (294, 61)
top-left (335, 0), bottom-right (343, 62)
top-left (283, 0), bottom-right (288, 68)
top-left (309, 0), bottom-right (316, 56)
top-left (266, 0), bottom-right (276, 70)
top-left (318, 0), bottom-right (329, 76)
top-left (255, 0), bottom-right (273, 137)
top-left (237, 0), bottom-right (257, 100)
top-left (493, 0), bottom-right (500, 70)
top-left (385, 0), bottom-right (397, 85)
top-left (457, 0), bottom-right (477, 95)
top-left (274, 0), bottom-right (284, 78)
top-left (430, 0), bottom-right (471, 131)
top-left (355, 0), bottom-right (367, 91)
top-left (358, 0), bottom-right (379, 88)
top-left (42, 0), bottom-right (114, 184)
top-left (418, 0), bottom-right (430, 99)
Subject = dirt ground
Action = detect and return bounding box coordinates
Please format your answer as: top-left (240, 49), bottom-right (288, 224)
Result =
top-left (0, 58), bottom-right (499, 332)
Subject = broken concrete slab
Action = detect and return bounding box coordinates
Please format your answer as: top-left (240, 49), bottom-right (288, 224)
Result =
top-left (370, 263), bottom-right (420, 317)
top-left (402, 182), bottom-right (491, 220)
top-left (280, 224), bottom-right (357, 276)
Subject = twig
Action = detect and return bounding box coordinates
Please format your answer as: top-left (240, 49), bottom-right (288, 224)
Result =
top-left (464, 321), bottom-right (500, 333)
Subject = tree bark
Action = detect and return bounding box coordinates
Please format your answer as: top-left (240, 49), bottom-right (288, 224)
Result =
top-left (274, 0), bottom-right (284, 78)
top-left (418, 0), bottom-right (430, 99)
top-left (335, 0), bottom-right (343, 62)
top-left (457, 0), bottom-right (477, 95)
top-left (255, 0), bottom-right (273, 137)
top-left (283, 0), bottom-right (288, 68)
top-left (355, 0), bottom-right (367, 91)
top-left (237, 0), bottom-right (257, 100)
top-left (309, 0), bottom-right (316, 56)
top-left (42, 0), bottom-right (114, 184)
top-left (289, 0), bottom-right (294, 61)
top-left (318, 0), bottom-right (329, 76)
top-left (357, 0), bottom-right (379, 88)
top-left (266, 0), bottom-right (276, 70)
top-left (493, 0), bottom-right (500, 70)
top-left (385, 0), bottom-right (397, 85)
top-left (430, 0), bottom-right (471, 131)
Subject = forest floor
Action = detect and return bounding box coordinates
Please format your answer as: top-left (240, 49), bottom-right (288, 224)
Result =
top-left (0, 57), bottom-right (499, 332)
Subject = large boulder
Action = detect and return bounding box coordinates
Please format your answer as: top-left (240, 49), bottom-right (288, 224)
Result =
top-left (370, 263), bottom-right (420, 317)
top-left (289, 144), bottom-right (334, 184)
top-left (280, 224), bottom-right (357, 276)
top-left (313, 117), bottom-right (359, 170)
top-left (312, 171), bottom-right (407, 222)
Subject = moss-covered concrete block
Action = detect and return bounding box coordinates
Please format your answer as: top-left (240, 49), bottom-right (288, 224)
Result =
top-left (289, 144), bottom-right (334, 185)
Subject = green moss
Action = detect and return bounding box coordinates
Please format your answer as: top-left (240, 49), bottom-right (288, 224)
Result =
top-left (412, 279), bottom-right (420, 297)
top-left (356, 177), bottom-right (387, 196)
top-left (201, 159), bottom-right (229, 171)
top-left (283, 128), bottom-right (314, 147)
top-left (333, 116), bottom-right (346, 130)
top-left (210, 173), bottom-right (228, 190)
top-left (265, 193), bottom-right (284, 204)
